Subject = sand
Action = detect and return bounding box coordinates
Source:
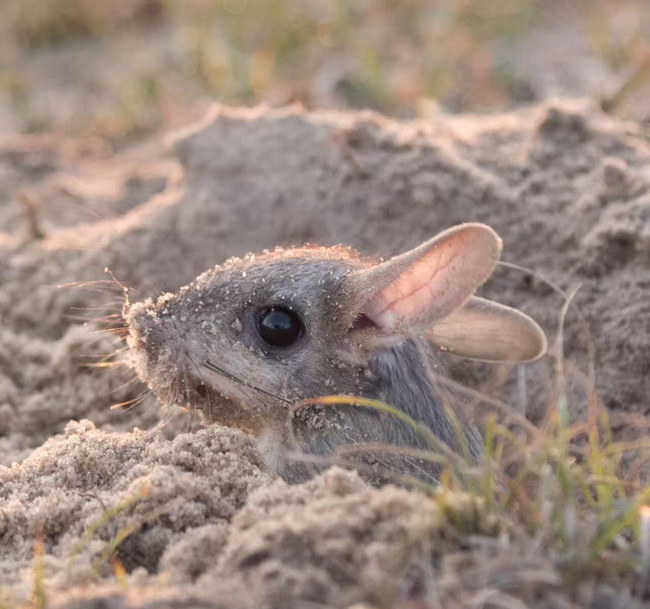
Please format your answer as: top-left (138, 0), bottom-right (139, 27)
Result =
top-left (1, 100), bottom-right (649, 607)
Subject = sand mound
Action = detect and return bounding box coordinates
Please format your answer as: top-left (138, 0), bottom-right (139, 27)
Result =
top-left (0, 421), bottom-right (268, 596)
top-left (43, 468), bottom-right (504, 609)
top-left (1, 100), bottom-right (649, 606)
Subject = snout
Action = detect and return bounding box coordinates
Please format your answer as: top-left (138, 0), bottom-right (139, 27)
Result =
top-left (125, 300), bottom-right (175, 371)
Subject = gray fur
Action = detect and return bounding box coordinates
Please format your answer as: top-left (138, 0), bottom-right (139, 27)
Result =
top-left (124, 244), bottom-right (485, 486)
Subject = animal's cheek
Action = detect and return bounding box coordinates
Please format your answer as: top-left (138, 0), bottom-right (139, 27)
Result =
top-left (335, 340), bottom-right (369, 368)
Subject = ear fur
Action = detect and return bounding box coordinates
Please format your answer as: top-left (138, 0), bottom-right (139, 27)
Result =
top-left (428, 296), bottom-right (547, 362)
top-left (353, 223), bottom-right (502, 333)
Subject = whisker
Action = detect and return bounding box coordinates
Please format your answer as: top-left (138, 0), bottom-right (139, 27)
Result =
top-left (160, 406), bottom-right (181, 430)
top-left (77, 346), bottom-right (127, 361)
top-left (63, 314), bottom-right (123, 324)
top-left (56, 286), bottom-right (126, 296)
top-left (70, 302), bottom-right (124, 311)
top-left (85, 361), bottom-right (125, 369)
top-left (125, 282), bottom-right (158, 301)
top-left (75, 335), bottom-right (124, 353)
top-left (111, 388), bottom-right (151, 410)
top-left (110, 390), bottom-right (152, 412)
top-left (91, 327), bottom-right (129, 335)
top-left (105, 266), bottom-right (163, 303)
top-left (203, 360), bottom-right (292, 405)
top-left (58, 279), bottom-right (123, 288)
top-left (139, 276), bottom-right (168, 299)
top-left (109, 373), bottom-right (141, 395)
top-left (181, 363), bottom-right (192, 410)
top-left (165, 380), bottom-right (183, 414)
top-left (187, 352), bottom-right (213, 421)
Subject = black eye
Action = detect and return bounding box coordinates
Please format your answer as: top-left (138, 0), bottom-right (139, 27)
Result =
top-left (257, 307), bottom-right (303, 348)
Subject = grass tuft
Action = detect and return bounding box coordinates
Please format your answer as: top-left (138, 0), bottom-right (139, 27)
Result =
top-left (292, 382), bottom-right (650, 603)
top-left (1, 0), bottom-right (649, 137)
top-left (291, 305), bottom-right (650, 604)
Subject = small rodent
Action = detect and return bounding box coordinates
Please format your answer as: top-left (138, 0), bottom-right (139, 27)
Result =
top-left (125, 223), bottom-right (546, 484)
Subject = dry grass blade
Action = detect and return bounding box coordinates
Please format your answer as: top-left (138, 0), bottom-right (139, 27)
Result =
top-left (30, 532), bottom-right (47, 609)
top-left (66, 484), bottom-right (151, 579)
top-left (291, 396), bottom-right (457, 459)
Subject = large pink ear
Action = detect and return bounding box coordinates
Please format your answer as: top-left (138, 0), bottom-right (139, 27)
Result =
top-left (353, 223), bottom-right (502, 334)
top-left (428, 297), bottom-right (547, 362)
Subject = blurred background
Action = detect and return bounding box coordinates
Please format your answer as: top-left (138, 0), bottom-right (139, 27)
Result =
top-left (1, 0), bottom-right (649, 142)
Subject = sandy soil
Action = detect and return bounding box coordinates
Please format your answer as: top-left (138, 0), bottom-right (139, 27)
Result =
top-left (0, 100), bottom-right (649, 607)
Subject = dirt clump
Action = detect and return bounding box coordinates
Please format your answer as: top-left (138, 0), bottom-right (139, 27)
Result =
top-left (0, 419), bottom-right (268, 602)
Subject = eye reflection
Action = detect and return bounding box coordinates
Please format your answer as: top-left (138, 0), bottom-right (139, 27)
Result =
top-left (257, 306), bottom-right (303, 348)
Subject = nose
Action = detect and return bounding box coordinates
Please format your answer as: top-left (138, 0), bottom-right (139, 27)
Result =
top-left (126, 304), bottom-right (172, 366)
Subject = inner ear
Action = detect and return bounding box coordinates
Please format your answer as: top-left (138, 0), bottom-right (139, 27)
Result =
top-left (350, 314), bottom-right (379, 332)
top-left (351, 223), bottom-right (503, 335)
